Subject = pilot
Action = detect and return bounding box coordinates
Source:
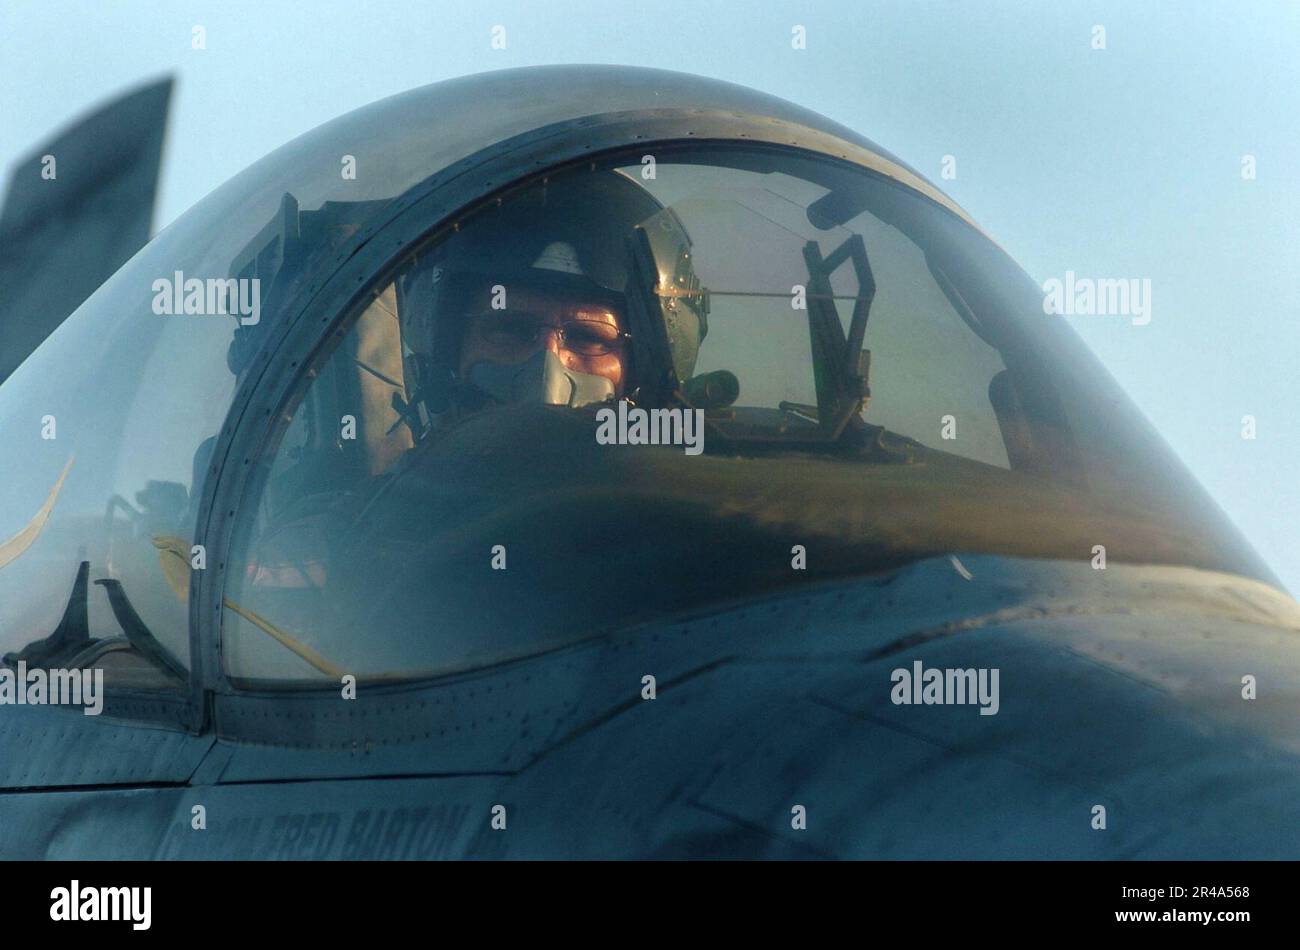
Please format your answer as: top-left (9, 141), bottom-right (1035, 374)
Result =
top-left (226, 170), bottom-right (715, 672)
top-left (451, 241), bottom-right (633, 406)
top-left (396, 168), bottom-right (710, 432)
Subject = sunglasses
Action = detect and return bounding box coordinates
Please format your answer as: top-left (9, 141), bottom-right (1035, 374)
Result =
top-left (479, 312), bottom-right (631, 357)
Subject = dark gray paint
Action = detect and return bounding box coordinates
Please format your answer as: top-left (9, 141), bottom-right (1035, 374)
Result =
top-left (1, 67), bottom-right (1296, 859)
top-left (0, 78), bottom-right (171, 384)
top-left (3, 556), bottom-right (1299, 858)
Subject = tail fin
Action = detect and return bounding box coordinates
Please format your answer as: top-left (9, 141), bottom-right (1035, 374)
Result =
top-left (0, 76), bottom-right (172, 385)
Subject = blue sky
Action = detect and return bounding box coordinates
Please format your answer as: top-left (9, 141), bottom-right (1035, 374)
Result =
top-left (2, 0), bottom-right (1297, 591)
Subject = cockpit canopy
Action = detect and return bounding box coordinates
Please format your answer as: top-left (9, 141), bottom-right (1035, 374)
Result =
top-left (0, 67), bottom-right (1275, 692)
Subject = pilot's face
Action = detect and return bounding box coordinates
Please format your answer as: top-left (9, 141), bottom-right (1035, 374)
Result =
top-left (457, 286), bottom-right (629, 396)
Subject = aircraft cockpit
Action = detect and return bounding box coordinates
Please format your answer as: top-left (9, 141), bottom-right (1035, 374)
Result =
top-left (0, 71), bottom-right (1276, 706)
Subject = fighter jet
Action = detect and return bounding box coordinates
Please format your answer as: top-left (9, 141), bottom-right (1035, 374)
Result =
top-left (1, 65), bottom-right (1296, 860)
